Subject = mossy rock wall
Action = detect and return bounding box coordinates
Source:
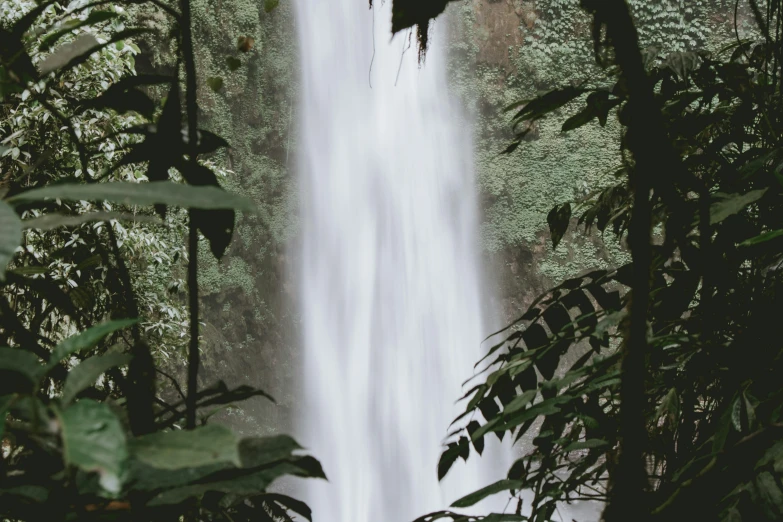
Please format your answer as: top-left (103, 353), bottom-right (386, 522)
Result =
top-left (445, 0), bottom-right (740, 323)
top-left (131, 1), bottom-right (302, 436)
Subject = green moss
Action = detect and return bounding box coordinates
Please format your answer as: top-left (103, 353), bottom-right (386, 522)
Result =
top-left (198, 249), bottom-right (255, 295)
top-left (185, 0), bottom-right (299, 274)
top-left (476, 114), bottom-right (620, 251)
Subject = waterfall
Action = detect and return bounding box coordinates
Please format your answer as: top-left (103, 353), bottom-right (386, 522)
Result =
top-left (294, 2), bottom-right (508, 520)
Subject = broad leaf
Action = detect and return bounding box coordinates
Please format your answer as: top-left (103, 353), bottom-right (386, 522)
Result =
top-left (130, 424), bottom-right (241, 470)
top-left (0, 201), bottom-right (21, 280)
top-left (239, 435), bottom-right (302, 468)
top-left (511, 87), bottom-right (588, 123)
top-left (413, 512), bottom-right (527, 522)
top-left (740, 229), bottom-right (783, 246)
top-left (197, 130), bottom-right (230, 154)
top-left (754, 472), bottom-right (783, 515)
top-left (562, 91), bottom-right (616, 131)
top-left (285, 455), bottom-right (326, 479)
top-left (758, 441), bottom-right (783, 470)
top-left (655, 387), bottom-right (679, 423)
top-left (39, 29), bottom-right (150, 75)
top-left (58, 400), bottom-right (128, 493)
top-left (143, 82), bottom-right (180, 202)
top-left (562, 104), bottom-right (597, 133)
top-left (438, 443), bottom-right (461, 481)
top-left (22, 211), bottom-right (162, 230)
top-left (128, 460), bottom-right (229, 491)
top-left (710, 189), bottom-right (768, 224)
top-left (61, 353), bottom-right (132, 404)
top-left (38, 33), bottom-right (98, 74)
top-left (84, 75), bottom-right (169, 118)
top-left (0, 347), bottom-right (43, 393)
top-left (179, 163), bottom-right (236, 258)
top-left (547, 203), bottom-right (571, 249)
top-left (9, 181), bottom-right (255, 211)
top-left (148, 459), bottom-right (320, 506)
top-left (6, 395), bottom-right (45, 425)
top-left (563, 439), bottom-right (608, 452)
top-left (466, 420), bottom-right (484, 455)
top-left (0, 485), bottom-right (49, 503)
top-left (50, 319), bottom-right (137, 366)
top-left (91, 87), bottom-right (155, 118)
top-left (666, 51), bottom-right (701, 79)
top-left (499, 389), bottom-right (537, 417)
top-left (451, 479), bottom-right (524, 508)
top-left (474, 397), bottom-right (568, 439)
top-left (39, 11), bottom-right (121, 51)
top-left (0, 24), bottom-right (39, 101)
top-left (197, 383), bottom-right (275, 407)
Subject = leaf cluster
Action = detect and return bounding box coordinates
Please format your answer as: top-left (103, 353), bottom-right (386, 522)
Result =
top-left (424, 2), bottom-right (783, 521)
top-left (0, 1), bottom-right (323, 521)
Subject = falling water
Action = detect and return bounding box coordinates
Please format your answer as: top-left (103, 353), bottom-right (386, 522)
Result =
top-left (295, 2), bottom-right (508, 521)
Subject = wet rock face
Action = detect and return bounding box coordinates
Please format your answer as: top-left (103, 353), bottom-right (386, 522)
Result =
top-left (470, 0), bottom-right (529, 71)
top-left (467, 0), bottom-right (547, 72)
top-left (455, 1), bottom-right (736, 330)
top-left (444, 0), bottom-right (622, 326)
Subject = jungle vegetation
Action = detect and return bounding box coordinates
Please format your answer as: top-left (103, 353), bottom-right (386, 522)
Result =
top-left (0, 0), bottom-right (323, 520)
top-left (397, 1), bottom-right (783, 521)
top-left (2, 0), bottom-right (783, 522)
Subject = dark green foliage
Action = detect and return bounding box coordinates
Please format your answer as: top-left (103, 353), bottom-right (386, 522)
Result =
top-left (0, 2), bottom-right (322, 521)
top-left (421, 1), bottom-right (783, 521)
top-left (561, 91), bottom-right (618, 131)
top-left (505, 87), bottom-right (592, 151)
top-left (61, 353), bottom-right (133, 404)
top-left (373, 0), bottom-right (459, 59)
top-left (82, 74), bottom-right (169, 118)
top-left (546, 203), bottom-right (571, 249)
top-left (451, 480), bottom-right (524, 509)
top-left (38, 10), bottom-right (122, 52)
top-left (8, 181), bottom-right (254, 211)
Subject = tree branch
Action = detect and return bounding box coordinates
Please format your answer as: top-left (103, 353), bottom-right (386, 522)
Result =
top-left (180, 0), bottom-right (200, 434)
top-left (579, 1), bottom-right (680, 519)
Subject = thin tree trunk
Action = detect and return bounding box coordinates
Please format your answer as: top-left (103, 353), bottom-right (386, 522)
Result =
top-left (578, 1), bottom-right (674, 519)
top-left (181, 1), bottom-right (200, 520)
top-left (180, 0), bottom-right (200, 433)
